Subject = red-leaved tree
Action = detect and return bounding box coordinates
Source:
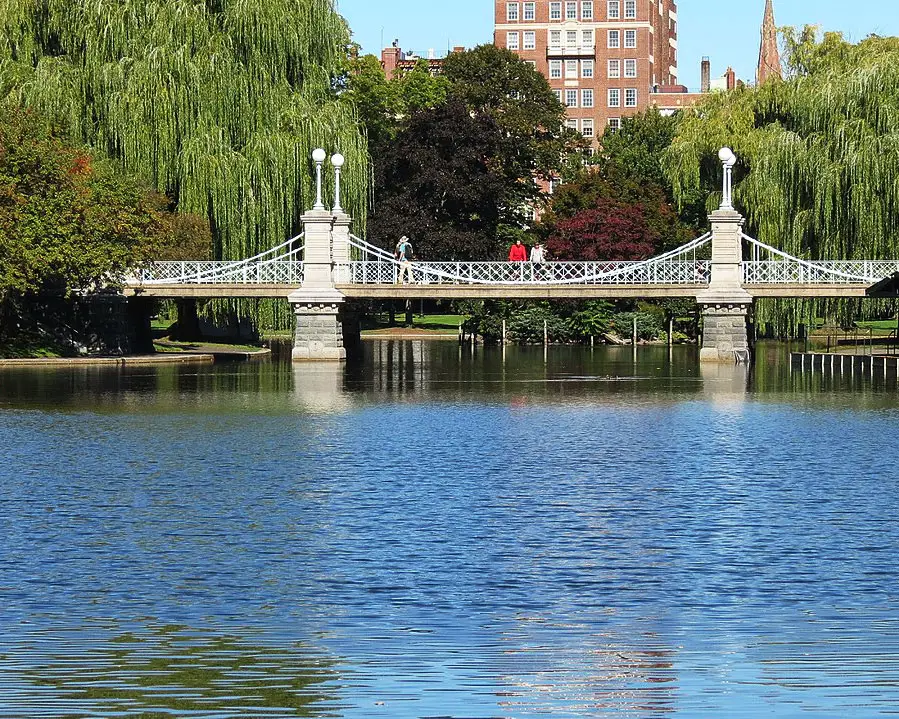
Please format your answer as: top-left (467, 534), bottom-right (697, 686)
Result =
top-left (546, 198), bottom-right (659, 261)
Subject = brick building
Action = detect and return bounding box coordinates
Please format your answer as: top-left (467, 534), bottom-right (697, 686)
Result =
top-left (494, 0), bottom-right (683, 142)
top-left (381, 43), bottom-right (465, 79)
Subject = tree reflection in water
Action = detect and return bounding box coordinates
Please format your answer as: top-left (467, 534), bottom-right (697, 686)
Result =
top-left (16, 624), bottom-right (341, 717)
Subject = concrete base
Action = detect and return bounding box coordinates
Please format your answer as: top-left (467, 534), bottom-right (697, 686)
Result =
top-left (291, 301), bottom-right (347, 361)
top-left (700, 304), bottom-right (751, 364)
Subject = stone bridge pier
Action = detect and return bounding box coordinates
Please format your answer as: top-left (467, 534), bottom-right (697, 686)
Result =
top-left (696, 208), bottom-right (753, 364)
top-left (288, 205), bottom-right (355, 361)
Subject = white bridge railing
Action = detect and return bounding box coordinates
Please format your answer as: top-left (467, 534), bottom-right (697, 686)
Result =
top-left (343, 259), bottom-right (710, 285)
top-left (132, 260), bottom-right (305, 285)
top-left (125, 230), bottom-right (899, 288)
top-left (341, 233), bottom-right (712, 286)
top-left (740, 233), bottom-right (899, 284)
top-left (130, 235), bottom-right (305, 286)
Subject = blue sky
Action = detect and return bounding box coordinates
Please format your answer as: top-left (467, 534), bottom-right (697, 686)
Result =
top-left (337, 0), bottom-right (899, 89)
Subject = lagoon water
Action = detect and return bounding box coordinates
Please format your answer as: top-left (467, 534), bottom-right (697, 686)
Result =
top-left (1, 341), bottom-right (899, 718)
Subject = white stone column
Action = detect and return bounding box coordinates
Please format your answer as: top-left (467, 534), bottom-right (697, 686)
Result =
top-left (289, 209), bottom-right (347, 361)
top-left (331, 211), bottom-right (352, 284)
top-left (298, 209), bottom-right (336, 294)
top-left (696, 208), bottom-right (754, 364)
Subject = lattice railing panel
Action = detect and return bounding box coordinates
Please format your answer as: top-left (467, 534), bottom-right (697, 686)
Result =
top-left (342, 260), bottom-right (710, 286)
top-left (132, 261), bottom-right (304, 285)
top-left (743, 260), bottom-right (899, 284)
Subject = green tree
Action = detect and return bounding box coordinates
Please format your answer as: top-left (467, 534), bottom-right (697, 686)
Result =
top-left (397, 59), bottom-right (451, 114)
top-left (343, 54), bottom-right (401, 149)
top-left (663, 29), bottom-right (899, 327)
top-left (0, 0), bottom-right (368, 265)
top-left (443, 44), bottom-right (584, 184)
top-left (0, 106), bottom-right (190, 346)
top-left (368, 101), bottom-right (511, 260)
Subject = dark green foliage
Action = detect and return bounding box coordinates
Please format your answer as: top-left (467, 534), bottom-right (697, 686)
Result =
top-left (442, 44), bottom-right (583, 182)
top-left (611, 311), bottom-right (664, 341)
top-left (0, 106), bottom-right (191, 350)
top-left (464, 300), bottom-right (615, 344)
top-left (368, 102), bottom-right (516, 260)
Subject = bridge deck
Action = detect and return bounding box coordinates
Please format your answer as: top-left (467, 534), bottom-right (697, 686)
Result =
top-left (124, 283), bottom-right (874, 300)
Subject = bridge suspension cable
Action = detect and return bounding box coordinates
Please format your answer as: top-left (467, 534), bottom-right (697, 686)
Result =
top-left (740, 233), bottom-right (899, 284)
top-left (344, 233), bottom-right (712, 286)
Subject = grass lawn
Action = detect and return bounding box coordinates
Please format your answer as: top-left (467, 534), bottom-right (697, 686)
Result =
top-left (153, 339), bottom-right (268, 354)
top-left (363, 314), bottom-right (466, 335)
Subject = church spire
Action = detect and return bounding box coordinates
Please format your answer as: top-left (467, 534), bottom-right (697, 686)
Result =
top-left (757, 0), bottom-right (782, 84)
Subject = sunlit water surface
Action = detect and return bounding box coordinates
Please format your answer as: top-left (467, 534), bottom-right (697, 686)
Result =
top-left (1, 341), bottom-right (898, 718)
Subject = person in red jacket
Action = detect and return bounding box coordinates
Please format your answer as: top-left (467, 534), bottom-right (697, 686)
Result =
top-left (508, 239), bottom-right (528, 262)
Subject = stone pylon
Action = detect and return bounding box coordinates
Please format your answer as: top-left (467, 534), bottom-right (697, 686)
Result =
top-left (757, 0), bottom-right (781, 85)
top-left (288, 210), bottom-right (349, 361)
top-left (696, 208), bottom-right (753, 364)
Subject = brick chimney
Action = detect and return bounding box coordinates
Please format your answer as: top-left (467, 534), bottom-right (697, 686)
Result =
top-left (757, 0), bottom-right (782, 84)
top-left (381, 44), bottom-right (401, 78)
top-left (725, 67), bottom-right (736, 90)
top-left (701, 57), bottom-right (711, 93)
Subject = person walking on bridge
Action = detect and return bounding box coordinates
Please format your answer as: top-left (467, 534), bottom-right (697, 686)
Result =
top-left (530, 242), bottom-right (546, 281)
top-left (395, 235), bottom-right (415, 284)
top-left (508, 239), bottom-right (528, 262)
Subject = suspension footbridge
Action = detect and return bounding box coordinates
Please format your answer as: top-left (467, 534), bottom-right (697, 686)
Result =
top-left (122, 147), bottom-right (899, 363)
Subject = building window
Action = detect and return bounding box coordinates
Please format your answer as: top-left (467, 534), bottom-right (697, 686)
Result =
top-left (525, 60), bottom-right (537, 69)
top-left (624, 29), bottom-right (637, 48)
top-left (608, 117), bottom-right (621, 132)
top-left (553, 89), bottom-right (563, 103)
top-left (523, 31), bottom-right (536, 50)
top-left (607, 0), bottom-right (620, 19)
top-left (566, 1), bottom-right (577, 20)
top-left (565, 118), bottom-right (579, 131)
top-left (608, 59), bottom-right (620, 78)
top-left (549, 59), bottom-right (562, 79)
top-left (523, 1), bottom-right (536, 20)
top-left (582, 29), bottom-right (594, 46)
top-left (582, 119), bottom-right (594, 138)
top-left (608, 30), bottom-right (620, 49)
top-left (582, 0), bottom-right (593, 19)
top-left (507, 3), bottom-right (519, 21)
top-left (550, 30), bottom-right (561, 46)
top-left (550, 1), bottom-right (562, 20)
top-left (624, 0), bottom-right (636, 18)
top-left (506, 32), bottom-right (519, 50)
top-left (608, 88), bottom-right (621, 107)
top-left (581, 89), bottom-right (594, 108)
top-left (565, 59), bottom-right (578, 78)
top-left (565, 89), bottom-right (578, 107)
top-left (566, 30), bottom-right (577, 46)
top-left (582, 59), bottom-right (594, 78)
top-left (624, 59), bottom-right (637, 77)
top-left (625, 88), bottom-right (637, 106)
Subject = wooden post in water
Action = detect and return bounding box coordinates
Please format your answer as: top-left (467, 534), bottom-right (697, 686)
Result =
top-left (632, 315), bottom-right (638, 346)
top-left (668, 316), bottom-right (674, 347)
top-left (544, 320), bottom-right (548, 346)
top-left (502, 319), bottom-right (507, 345)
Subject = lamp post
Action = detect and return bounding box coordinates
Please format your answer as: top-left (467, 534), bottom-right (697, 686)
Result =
top-left (718, 146), bottom-right (737, 209)
top-left (331, 153), bottom-right (345, 212)
top-left (312, 147), bottom-right (327, 211)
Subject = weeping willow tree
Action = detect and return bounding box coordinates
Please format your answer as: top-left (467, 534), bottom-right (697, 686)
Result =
top-left (0, 0), bottom-right (368, 329)
top-left (663, 28), bottom-right (899, 333)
